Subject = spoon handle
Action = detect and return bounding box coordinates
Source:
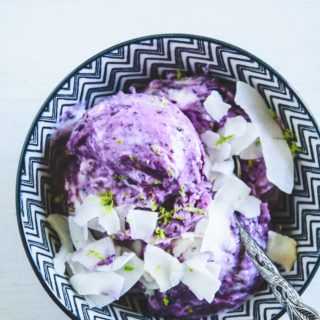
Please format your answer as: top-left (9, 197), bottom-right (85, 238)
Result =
top-left (236, 221), bottom-right (320, 320)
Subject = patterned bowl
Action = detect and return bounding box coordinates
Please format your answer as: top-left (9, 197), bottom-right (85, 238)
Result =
top-left (16, 34), bottom-right (320, 320)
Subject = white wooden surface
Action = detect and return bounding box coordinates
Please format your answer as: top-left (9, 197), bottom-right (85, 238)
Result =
top-left (0, 0), bottom-right (319, 319)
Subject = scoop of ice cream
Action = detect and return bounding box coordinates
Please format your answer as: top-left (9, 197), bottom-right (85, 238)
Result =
top-left (56, 76), bottom-right (276, 318)
top-left (65, 92), bottom-right (211, 236)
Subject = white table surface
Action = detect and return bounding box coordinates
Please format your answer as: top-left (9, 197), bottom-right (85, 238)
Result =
top-left (1, 0), bottom-right (319, 319)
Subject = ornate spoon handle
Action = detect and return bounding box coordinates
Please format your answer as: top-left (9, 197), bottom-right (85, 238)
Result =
top-left (236, 221), bottom-right (320, 320)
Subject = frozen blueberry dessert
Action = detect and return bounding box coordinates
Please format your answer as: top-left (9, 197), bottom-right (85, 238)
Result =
top-left (48, 72), bottom-right (298, 318)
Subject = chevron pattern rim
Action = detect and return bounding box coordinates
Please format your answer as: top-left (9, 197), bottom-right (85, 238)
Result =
top-left (16, 34), bottom-right (320, 320)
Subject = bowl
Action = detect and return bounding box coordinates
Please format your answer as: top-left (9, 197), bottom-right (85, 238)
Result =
top-left (16, 34), bottom-right (320, 320)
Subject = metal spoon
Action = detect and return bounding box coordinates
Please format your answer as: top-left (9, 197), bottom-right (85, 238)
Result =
top-left (237, 220), bottom-right (320, 320)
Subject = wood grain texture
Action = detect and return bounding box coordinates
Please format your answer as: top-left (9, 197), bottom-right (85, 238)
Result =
top-left (0, 0), bottom-right (319, 319)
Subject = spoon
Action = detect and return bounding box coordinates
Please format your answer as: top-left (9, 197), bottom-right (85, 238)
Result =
top-left (236, 221), bottom-right (320, 320)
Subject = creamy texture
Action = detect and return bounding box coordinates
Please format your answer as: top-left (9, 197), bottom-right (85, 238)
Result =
top-left (64, 92), bottom-right (212, 238)
top-left (52, 75), bottom-right (280, 318)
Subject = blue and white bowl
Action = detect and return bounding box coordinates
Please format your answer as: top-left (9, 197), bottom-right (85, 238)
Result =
top-left (16, 34), bottom-right (320, 320)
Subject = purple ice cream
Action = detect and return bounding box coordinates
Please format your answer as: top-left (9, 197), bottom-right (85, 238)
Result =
top-left (64, 92), bottom-right (212, 237)
top-left (54, 75), bottom-right (279, 319)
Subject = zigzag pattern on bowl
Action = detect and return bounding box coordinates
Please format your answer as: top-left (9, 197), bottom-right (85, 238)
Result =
top-left (17, 35), bottom-right (320, 320)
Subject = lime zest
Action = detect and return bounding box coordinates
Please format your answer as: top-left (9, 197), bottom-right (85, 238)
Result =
top-left (247, 159), bottom-right (254, 167)
top-left (176, 70), bottom-right (184, 80)
top-left (167, 168), bottom-right (175, 178)
top-left (187, 306), bottom-right (193, 313)
top-left (215, 134), bottom-right (235, 146)
top-left (87, 249), bottom-right (104, 260)
top-left (156, 96), bottom-right (168, 108)
top-left (153, 179), bottom-right (160, 185)
top-left (129, 154), bottom-right (139, 162)
top-left (139, 194), bottom-right (145, 201)
top-left (179, 186), bottom-right (185, 199)
top-left (99, 190), bottom-right (114, 214)
top-left (155, 227), bottom-right (166, 239)
top-left (151, 144), bottom-right (163, 156)
top-left (269, 109), bottom-right (277, 119)
top-left (183, 205), bottom-right (204, 215)
top-left (116, 138), bottom-right (124, 144)
top-left (283, 128), bottom-right (294, 141)
top-left (150, 201), bottom-right (158, 212)
top-left (290, 141), bottom-right (302, 155)
top-left (158, 207), bottom-right (180, 225)
top-left (123, 264), bottom-right (135, 271)
top-left (163, 296), bottom-right (170, 306)
top-left (282, 128), bottom-right (301, 156)
top-left (68, 205), bottom-right (75, 213)
top-left (114, 174), bottom-right (126, 182)
top-left (53, 194), bottom-right (63, 204)
top-left (255, 139), bottom-right (261, 147)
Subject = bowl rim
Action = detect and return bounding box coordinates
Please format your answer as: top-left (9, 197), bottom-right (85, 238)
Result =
top-left (15, 33), bottom-right (320, 320)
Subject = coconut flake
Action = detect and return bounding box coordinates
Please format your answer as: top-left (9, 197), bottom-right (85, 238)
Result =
top-left (240, 140), bottom-right (263, 159)
top-left (66, 254), bottom-right (86, 275)
top-left (181, 254), bottom-right (221, 303)
top-left (195, 218), bottom-right (209, 235)
top-left (126, 209), bottom-right (158, 242)
top-left (172, 237), bottom-right (203, 260)
top-left (115, 204), bottom-right (135, 231)
top-left (116, 254), bottom-right (144, 295)
top-left (201, 130), bottom-right (220, 149)
top-left (201, 130), bottom-right (233, 161)
top-left (68, 216), bottom-right (93, 250)
top-left (72, 194), bottom-right (120, 235)
top-left (203, 154), bottom-right (215, 182)
top-left (207, 143), bottom-right (232, 162)
top-left (129, 240), bottom-right (144, 257)
top-left (96, 251), bottom-right (135, 272)
top-left (237, 195), bottom-right (262, 218)
top-left (229, 123), bottom-right (259, 155)
top-left (144, 245), bottom-right (185, 292)
top-left (202, 174), bottom-right (251, 257)
top-left (73, 196), bottom-right (101, 227)
top-left (184, 253), bottom-right (210, 272)
top-left (87, 218), bottom-right (106, 233)
top-left (203, 90), bottom-right (231, 121)
top-left (211, 159), bottom-right (234, 175)
top-left (214, 174), bottom-right (251, 208)
top-left (267, 231), bottom-right (297, 272)
top-left (70, 271), bottom-right (124, 298)
top-left (211, 172), bottom-right (232, 192)
top-left (262, 137), bottom-right (294, 193)
top-left (201, 201), bottom-right (234, 259)
top-left (172, 238), bottom-right (195, 258)
top-left (206, 261), bottom-right (221, 278)
top-left (71, 237), bottom-right (115, 271)
top-left (235, 81), bottom-right (294, 193)
top-left (98, 207), bottom-right (120, 235)
top-left (140, 271), bottom-right (159, 291)
top-left (202, 175), bottom-right (252, 256)
top-left (218, 115), bottom-right (247, 137)
top-left (47, 214), bottom-right (73, 274)
top-left (47, 214), bottom-right (73, 251)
